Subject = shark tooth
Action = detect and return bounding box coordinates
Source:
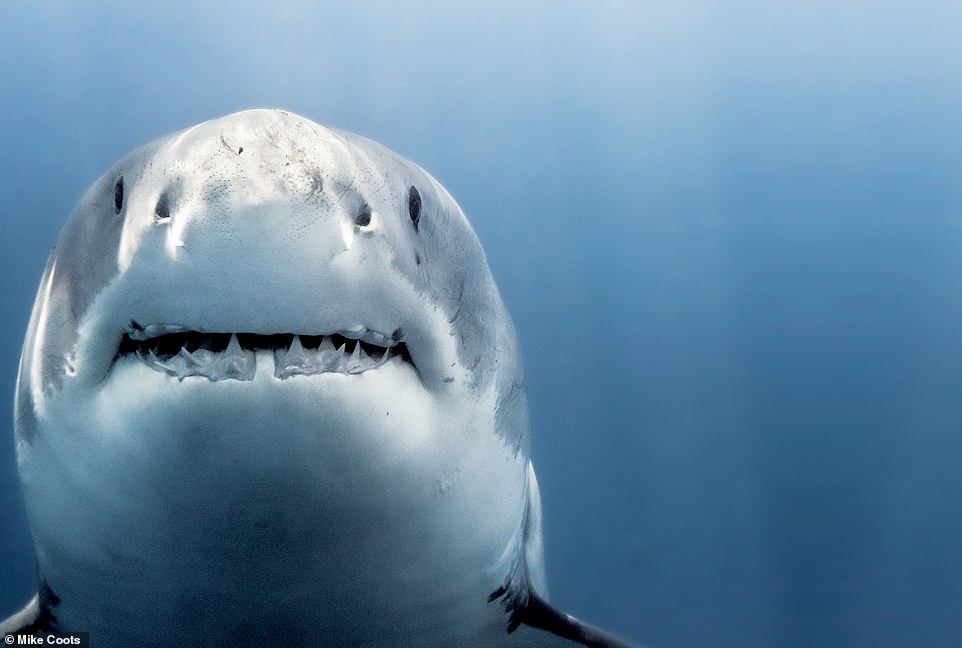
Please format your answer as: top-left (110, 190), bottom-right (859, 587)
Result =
top-left (151, 352), bottom-right (190, 380)
top-left (316, 336), bottom-right (340, 372)
top-left (346, 342), bottom-right (366, 374)
top-left (375, 344), bottom-right (392, 367)
top-left (143, 349), bottom-right (171, 375)
top-left (175, 347), bottom-right (206, 377)
top-left (212, 333), bottom-right (255, 381)
top-left (330, 339), bottom-right (348, 373)
top-left (276, 335), bottom-right (317, 379)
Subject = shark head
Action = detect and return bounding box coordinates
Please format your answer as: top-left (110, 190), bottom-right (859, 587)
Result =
top-left (13, 110), bottom-right (537, 645)
top-left (19, 108), bottom-right (525, 412)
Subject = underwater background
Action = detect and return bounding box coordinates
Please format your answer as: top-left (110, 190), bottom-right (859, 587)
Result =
top-left (2, 2), bottom-right (962, 647)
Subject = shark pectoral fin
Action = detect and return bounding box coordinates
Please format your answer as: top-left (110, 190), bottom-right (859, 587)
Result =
top-left (517, 592), bottom-right (646, 648)
top-left (491, 462), bottom-right (644, 648)
top-left (0, 595), bottom-right (40, 636)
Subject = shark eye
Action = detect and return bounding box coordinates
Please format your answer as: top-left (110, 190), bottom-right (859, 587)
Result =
top-left (355, 210), bottom-right (371, 227)
top-left (408, 186), bottom-right (421, 231)
top-left (114, 176), bottom-right (125, 214)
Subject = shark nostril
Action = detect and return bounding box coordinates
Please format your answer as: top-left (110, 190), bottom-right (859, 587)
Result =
top-left (155, 191), bottom-right (171, 222)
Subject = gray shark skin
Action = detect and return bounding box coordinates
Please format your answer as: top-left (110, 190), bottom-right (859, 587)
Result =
top-left (2, 110), bottom-right (640, 648)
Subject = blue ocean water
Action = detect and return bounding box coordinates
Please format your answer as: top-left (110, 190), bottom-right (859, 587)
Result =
top-left (2, 2), bottom-right (962, 647)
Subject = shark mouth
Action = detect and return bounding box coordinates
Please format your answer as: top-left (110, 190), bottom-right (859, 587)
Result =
top-left (116, 327), bottom-right (412, 381)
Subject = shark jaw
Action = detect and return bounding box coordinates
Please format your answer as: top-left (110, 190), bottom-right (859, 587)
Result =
top-left (115, 325), bottom-right (415, 382)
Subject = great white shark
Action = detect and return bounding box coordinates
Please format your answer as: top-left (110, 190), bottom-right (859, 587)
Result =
top-left (1, 109), bottom-right (640, 647)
